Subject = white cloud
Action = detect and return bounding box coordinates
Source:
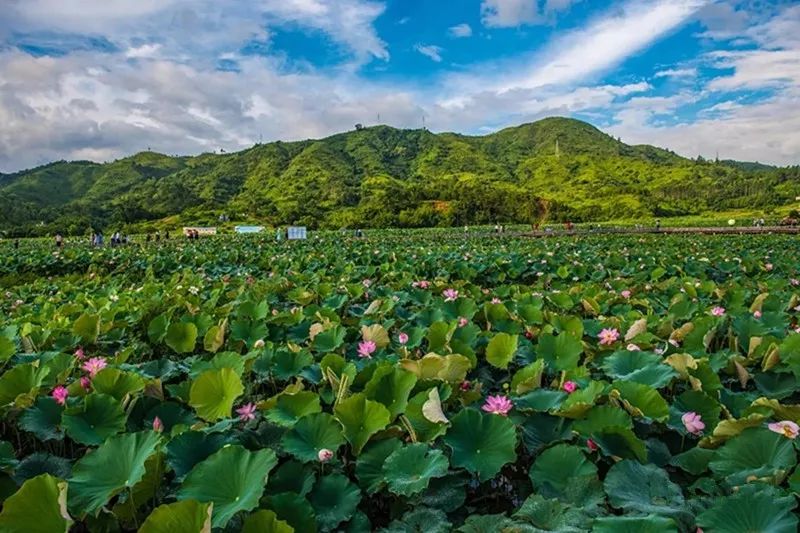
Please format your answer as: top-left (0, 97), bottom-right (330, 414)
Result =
top-left (654, 67), bottom-right (697, 78)
top-left (448, 24), bottom-right (473, 38)
top-left (415, 44), bottom-right (443, 62)
top-left (480, 0), bottom-right (581, 28)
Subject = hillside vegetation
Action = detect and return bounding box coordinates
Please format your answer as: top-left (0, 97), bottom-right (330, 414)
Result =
top-left (1, 117), bottom-right (798, 236)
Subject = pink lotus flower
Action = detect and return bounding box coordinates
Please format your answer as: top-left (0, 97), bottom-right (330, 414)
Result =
top-left (598, 328), bottom-right (619, 346)
top-left (768, 420), bottom-right (799, 439)
top-left (460, 380), bottom-right (471, 391)
top-left (627, 343), bottom-right (641, 351)
top-left (753, 310), bottom-right (762, 319)
top-left (51, 386), bottom-right (68, 406)
top-left (620, 290), bottom-right (632, 299)
top-left (397, 332), bottom-right (409, 345)
top-left (236, 403), bottom-right (257, 422)
top-left (711, 306), bottom-right (726, 317)
top-left (491, 298), bottom-right (502, 304)
top-left (587, 439), bottom-right (598, 452)
top-left (74, 347), bottom-right (85, 360)
top-left (482, 395), bottom-right (513, 416)
top-left (681, 412), bottom-right (705, 435)
top-left (318, 448), bottom-right (334, 462)
top-left (81, 357), bottom-right (107, 377)
top-left (357, 340), bottom-right (376, 358)
top-left (152, 416), bottom-right (164, 432)
top-left (458, 317), bottom-right (469, 327)
top-left (562, 381), bottom-right (578, 393)
top-left (443, 288), bottom-right (459, 301)
top-left (791, 278), bottom-right (800, 287)
top-left (79, 376), bottom-right (92, 391)
top-left (765, 263), bottom-right (773, 271)
top-left (362, 279), bottom-right (372, 288)
top-left (412, 280), bottom-right (430, 289)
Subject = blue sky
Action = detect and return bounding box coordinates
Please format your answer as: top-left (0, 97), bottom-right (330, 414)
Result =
top-left (0, 0), bottom-right (798, 171)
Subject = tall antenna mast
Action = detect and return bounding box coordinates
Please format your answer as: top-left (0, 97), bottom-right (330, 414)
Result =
top-left (555, 139), bottom-right (560, 159)
top-left (422, 114), bottom-right (426, 130)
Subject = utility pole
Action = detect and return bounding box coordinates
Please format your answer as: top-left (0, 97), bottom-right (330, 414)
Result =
top-left (422, 114), bottom-right (426, 130)
top-left (555, 139), bottom-right (560, 159)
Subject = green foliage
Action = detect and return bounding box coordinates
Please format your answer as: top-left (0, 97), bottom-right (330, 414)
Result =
top-left (5, 117), bottom-right (800, 236)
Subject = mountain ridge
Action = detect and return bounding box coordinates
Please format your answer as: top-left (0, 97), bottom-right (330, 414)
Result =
top-left (1, 117), bottom-right (798, 236)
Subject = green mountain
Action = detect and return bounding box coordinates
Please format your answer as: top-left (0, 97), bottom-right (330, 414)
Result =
top-left (1, 117), bottom-right (798, 236)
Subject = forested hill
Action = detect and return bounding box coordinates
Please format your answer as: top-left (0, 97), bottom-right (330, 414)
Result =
top-left (1, 117), bottom-right (798, 236)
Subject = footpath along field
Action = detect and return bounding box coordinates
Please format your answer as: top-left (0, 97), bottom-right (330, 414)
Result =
top-left (1, 232), bottom-right (800, 532)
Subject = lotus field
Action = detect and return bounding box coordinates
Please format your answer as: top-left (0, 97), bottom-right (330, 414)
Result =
top-left (2, 232), bottom-right (800, 532)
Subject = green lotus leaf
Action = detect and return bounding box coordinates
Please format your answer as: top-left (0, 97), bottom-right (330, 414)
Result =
top-left (399, 353), bottom-right (472, 382)
top-left (510, 359), bottom-right (545, 394)
top-left (456, 513), bottom-right (519, 532)
top-left (61, 393), bottom-right (127, 446)
top-left (0, 334), bottom-right (16, 362)
top-left (572, 404), bottom-right (632, 435)
top-left (383, 443), bottom-right (448, 496)
top-left (189, 352), bottom-right (247, 379)
top-left (612, 381), bottom-right (669, 422)
top-left (382, 507), bottom-right (451, 533)
top-left (604, 460), bottom-right (686, 520)
top-left (177, 444), bottom-right (278, 528)
top-left (147, 313), bottom-right (170, 344)
top-left (591, 426), bottom-right (647, 462)
top-left (530, 444), bottom-right (597, 500)
top-left (68, 430), bottom-right (161, 516)
top-left (0, 474), bottom-right (72, 533)
top-left (189, 368), bottom-right (244, 422)
top-left (308, 473), bottom-right (362, 531)
top-left (12, 453), bottom-right (71, 485)
top-left (73, 313), bottom-right (100, 344)
top-left (485, 332), bottom-right (518, 369)
top-left (519, 413), bottom-right (573, 453)
top-left (111, 452), bottom-right (164, 522)
top-left (708, 427), bottom-right (797, 485)
top-left (697, 484), bottom-right (798, 533)
top-left (20, 397), bottom-right (64, 441)
top-left (273, 350), bottom-right (314, 381)
top-left (404, 388), bottom-right (449, 442)
top-left (266, 460), bottom-right (316, 497)
top-left (165, 321), bottom-right (198, 354)
top-left (265, 492), bottom-right (317, 533)
top-left (282, 412), bottom-right (345, 463)
top-left (514, 388), bottom-right (567, 412)
top-left (593, 515), bottom-right (678, 533)
top-left (340, 511), bottom-right (371, 533)
top-left (166, 430), bottom-right (230, 480)
top-left (668, 390), bottom-right (721, 435)
top-left (444, 408), bottom-right (517, 481)
top-left (90, 368), bottom-right (145, 401)
top-left (355, 438), bottom-right (403, 494)
top-left (513, 494), bottom-right (589, 532)
top-left (334, 393), bottom-right (390, 455)
top-left (418, 472), bottom-right (469, 512)
top-left (0, 440), bottom-right (16, 472)
top-left (313, 325), bottom-right (346, 352)
top-left (669, 446), bottom-right (714, 475)
top-left (537, 331), bottom-right (583, 371)
top-left (242, 509), bottom-right (295, 533)
top-left (363, 364), bottom-right (417, 420)
top-left (601, 351), bottom-right (677, 388)
top-left (266, 391), bottom-right (322, 427)
top-left (203, 323), bottom-right (226, 354)
top-left (138, 500), bottom-right (213, 533)
top-left (557, 380), bottom-right (605, 418)
top-left (0, 362), bottom-right (49, 406)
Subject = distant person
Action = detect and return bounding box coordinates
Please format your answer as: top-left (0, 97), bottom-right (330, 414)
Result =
top-left (494, 223), bottom-right (500, 233)
top-left (55, 233), bottom-right (63, 248)
top-left (155, 231), bottom-right (161, 242)
top-left (14, 239), bottom-right (19, 249)
top-left (146, 233), bottom-right (152, 243)
top-left (655, 219), bottom-right (661, 232)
